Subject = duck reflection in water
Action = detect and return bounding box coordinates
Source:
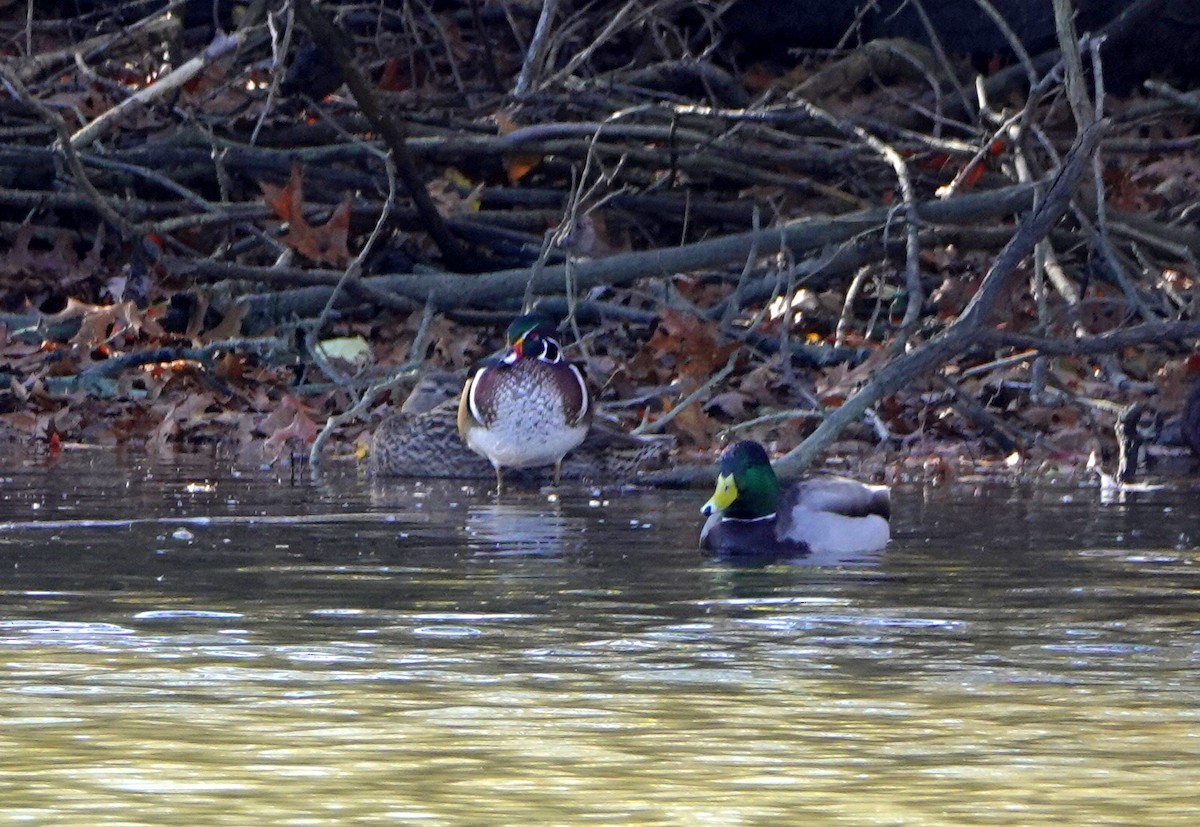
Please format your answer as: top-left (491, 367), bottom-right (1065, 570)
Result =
top-left (465, 500), bottom-right (575, 557)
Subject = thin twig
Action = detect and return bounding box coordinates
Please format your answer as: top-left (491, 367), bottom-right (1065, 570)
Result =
top-left (70, 30), bottom-right (251, 151)
top-left (307, 360), bottom-right (424, 474)
top-left (293, 0), bottom-right (473, 271)
top-left (774, 120), bottom-right (1106, 475)
top-left (0, 63), bottom-right (138, 237)
top-left (514, 0), bottom-right (560, 96)
top-left (781, 94), bottom-right (923, 348)
top-left (633, 350), bottom-right (738, 436)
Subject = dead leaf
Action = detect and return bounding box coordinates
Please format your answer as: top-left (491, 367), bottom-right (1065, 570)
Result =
top-left (704, 390), bottom-right (753, 419)
top-left (555, 212), bottom-right (629, 258)
top-left (1133, 157), bottom-right (1200, 204)
top-left (0, 224), bottom-right (103, 287)
top-left (259, 164), bottom-right (352, 266)
top-left (317, 335), bottom-right (372, 373)
top-left (148, 392), bottom-right (215, 453)
top-left (1156, 357), bottom-right (1200, 409)
top-left (930, 273), bottom-right (980, 319)
top-left (667, 401), bottom-right (717, 445)
top-left (264, 408), bottom-right (319, 456)
top-left (65, 300), bottom-right (166, 347)
top-left (495, 112), bottom-right (543, 183)
top-left (645, 308), bottom-right (737, 380)
top-left (200, 300), bottom-right (248, 343)
top-left (814, 349), bottom-right (887, 404)
top-left (427, 170), bottom-right (483, 216)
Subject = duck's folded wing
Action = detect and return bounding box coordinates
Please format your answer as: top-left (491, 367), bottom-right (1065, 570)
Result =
top-left (775, 476), bottom-right (891, 553)
top-left (783, 476), bottom-right (891, 519)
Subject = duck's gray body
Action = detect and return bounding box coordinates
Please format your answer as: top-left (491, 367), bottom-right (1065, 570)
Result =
top-left (701, 474), bottom-right (891, 555)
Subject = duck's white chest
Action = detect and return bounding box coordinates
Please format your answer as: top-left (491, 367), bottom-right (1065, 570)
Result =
top-left (466, 369), bottom-right (586, 468)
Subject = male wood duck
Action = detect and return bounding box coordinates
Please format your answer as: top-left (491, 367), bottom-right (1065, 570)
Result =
top-left (458, 314), bottom-right (592, 491)
top-left (700, 440), bottom-right (890, 562)
top-left (370, 369), bottom-right (668, 482)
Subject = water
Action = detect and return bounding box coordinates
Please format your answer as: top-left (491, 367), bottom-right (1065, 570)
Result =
top-left (0, 452), bottom-right (1198, 825)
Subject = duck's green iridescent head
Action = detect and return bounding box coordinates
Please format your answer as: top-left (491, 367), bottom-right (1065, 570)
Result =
top-left (506, 313), bottom-right (558, 346)
top-left (701, 440), bottom-right (780, 520)
top-left (507, 313), bottom-right (563, 360)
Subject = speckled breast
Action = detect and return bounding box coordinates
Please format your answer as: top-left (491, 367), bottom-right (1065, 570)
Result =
top-left (465, 359), bottom-right (588, 468)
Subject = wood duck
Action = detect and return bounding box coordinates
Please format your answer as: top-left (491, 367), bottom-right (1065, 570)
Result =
top-left (457, 314), bottom-right (592, 491)
top-left (370, 370), bottom-right (668, 482)
top-left (700, 440), bottom-right (890, 562)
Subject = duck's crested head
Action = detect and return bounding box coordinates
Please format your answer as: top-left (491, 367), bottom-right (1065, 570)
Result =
top-left (701, 440), bottom-right (780, 520)
top-left (506, 313), bottom-right (562, 360)
top-left (507, 313), bottom-right (559, 345)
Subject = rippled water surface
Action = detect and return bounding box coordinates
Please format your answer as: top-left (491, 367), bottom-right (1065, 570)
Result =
top-left (0, 452), bottom-right (1198, 826)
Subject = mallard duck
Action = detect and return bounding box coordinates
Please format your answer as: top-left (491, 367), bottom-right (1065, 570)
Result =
top-left (458, 314), bottom-right (592, 491)
top-left (700, 440), bottom-right (890, 561)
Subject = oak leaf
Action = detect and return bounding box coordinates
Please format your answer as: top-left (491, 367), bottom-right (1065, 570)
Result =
top-left (647, 308), bottom-right (736, 380)
top-left (495, 112), bottom-right (542, 183)
top-left (259, 164), bottom-right (351, 266)
top-left (65, 300), bottom-right (166, 347)
top-left (666, 401), bottom-right (717, 446)
top-left (264, 408), bottom-right (319, 456)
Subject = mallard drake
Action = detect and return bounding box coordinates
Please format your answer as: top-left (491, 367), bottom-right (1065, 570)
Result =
top-left (700, 440), bottom-right (890, 561)
top-left (458, 314), bottom-right (592, 490)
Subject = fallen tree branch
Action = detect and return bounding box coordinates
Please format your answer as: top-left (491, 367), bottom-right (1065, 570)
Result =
top-left (773, 119), bottom-right (1107, 476)
top-left (983, 319), bottom-right (1200, 356)
top-left (0, 63), bottom-right (139, 237)
top-left (69, 337), bottom-right (288, 392)
top-left (13, 6), bottom-right (181, 84)
top-left (293, 0), bottom-right (474, 271)
top-left (220, 180), bottom-right (1041, 325)
top-left (69, 29), bottom-right (253, 151)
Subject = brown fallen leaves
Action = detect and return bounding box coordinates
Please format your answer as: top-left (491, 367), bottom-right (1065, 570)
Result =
top-left (61, 299), bottom-right (166, 347)
top-left (259, 164), bottom-right (352, 267)
top-left (0, 295), bottom-right (315, 463)
top-left (0, 224), bottom-right (104, 295)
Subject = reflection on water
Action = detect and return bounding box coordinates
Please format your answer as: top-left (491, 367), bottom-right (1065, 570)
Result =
top-left (0, 454), bottom-right (1198, 825)
top-left (465, 500), bottom-right (574, 555)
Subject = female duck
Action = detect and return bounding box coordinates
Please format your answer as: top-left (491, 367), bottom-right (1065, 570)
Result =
top-left (700, 441), bottom-right (890, 561)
